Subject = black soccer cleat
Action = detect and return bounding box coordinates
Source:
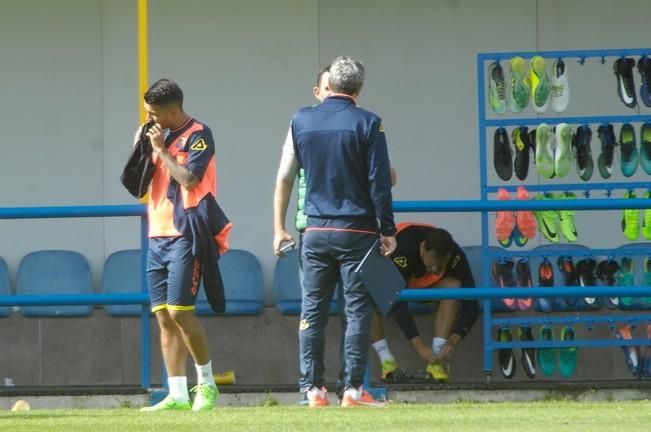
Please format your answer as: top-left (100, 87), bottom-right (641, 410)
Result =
top-left (497, 327), bottom-right (516, 379)
top-left (597, 123), bottom-right (616, 179)
top-left (494, 127), bottom-right (513, 181)
top-left (573, 125), bottom-right (594, 181)
top-left (518, 326), bottom-right (536, 379)
top-left (614, 57), bottom-right (637, 108)
top-left (597, 259), bottom-right (620, 309)
top-left (577, 258), bottom-right (600, 309)
top-left (557, 256), bottom-right (579, 308)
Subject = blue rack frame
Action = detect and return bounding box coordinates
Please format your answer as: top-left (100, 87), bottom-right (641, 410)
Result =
top-left (476, 47), bottom-right (651, 381)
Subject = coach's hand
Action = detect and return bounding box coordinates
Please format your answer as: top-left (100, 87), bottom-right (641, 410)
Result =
top-left (380, 235), bottom-right (397, 256)
top-left (274, 230), bottom-right (296, 256)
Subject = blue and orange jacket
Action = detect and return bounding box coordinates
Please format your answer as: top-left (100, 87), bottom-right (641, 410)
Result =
top-left (149, 117), bottom-right (232, 313)
top-left (291, 95), bottom-right (395, 236)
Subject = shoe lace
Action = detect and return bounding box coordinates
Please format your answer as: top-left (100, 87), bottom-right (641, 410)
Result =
top-left (623, 75), bottom-right (635, 98)
top-left (621, 141), bottom-right (634, 161)
top-left (551, 84), bottom-right (564, 97)
top-left (625, 207), bottom-right (638, 223)
top-left (644, 141), bottom-right (651, 158)
top-left (603, 141), bottom-right (615, 165)
top-left (575, 143), bottom-right (591, 168)
top-left (496, 80), bottom-right (506, 99)
top-left (561, 207), bottom-right (576, 219)
top-left (641, 64), bottom-right (651, 91)
top-left (598, 126), bottom-right (615, 161)
top-left (621, 272), bottom-right (635, 285)
top-left (560, 334), bottom-right (576, 361)
top-left (190, 384), bottom-right (212, 398)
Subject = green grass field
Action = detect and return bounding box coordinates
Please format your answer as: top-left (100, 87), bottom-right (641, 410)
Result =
top-left (2, 401), bottom-right (651, 432)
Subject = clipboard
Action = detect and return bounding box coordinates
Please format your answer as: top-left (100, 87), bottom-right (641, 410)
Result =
top-left (354, 240), bottom-right (406, 316)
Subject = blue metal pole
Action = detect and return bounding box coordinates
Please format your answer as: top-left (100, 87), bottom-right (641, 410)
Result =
top-left (495, 339), bottom-right (651, 349)
top-left (478, 48), bottom-right (651, 62)
top-left (488, 248), bottom-right (651, 259)
top-left (0, 204), bottom-right (145, 219)
top-left (16, 285), bottom-right (648, 305)
top-left (393, 198), bottom-right (651, 213)
top-left (0, 293), bottom-right (150, 306)
top-left (485, 181), bottom-right (651, 194)
top-left (493, 314), bottom-right (651, 326)
top-left (140, 215), bottom-right (150, 390)
top-left (398, 286), bottom-right (651, 301)
top-left (483, 114), bottom-right (651, 127)
top-left (476, 52), bottom-right (493, 380)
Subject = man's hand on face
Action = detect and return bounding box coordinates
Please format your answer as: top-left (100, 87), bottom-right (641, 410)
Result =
top-left (146, 124), bottom-right (166, 154)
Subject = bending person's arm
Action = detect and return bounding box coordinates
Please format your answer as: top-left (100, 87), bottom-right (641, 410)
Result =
top-left (392, 302), bottom-right (438, 364)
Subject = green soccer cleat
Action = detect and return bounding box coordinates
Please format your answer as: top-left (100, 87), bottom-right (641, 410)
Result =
top-left (641, 124), bottom-right (651, 175)
top-left (557, 192), bottom-right (578, 242)
top-left (140, 395), bottom-right (192, 412)
top-left (191, 384), bottom-right (219, 412)
top-left (535, 124), bottom-right (555, 178)
top-left (534, 193), bottom-right (559, 243)
top-left (619, 256), bottom-right (635, 307)
top-left (554, 123), bottom-right (574, 178)
top-left (643, 257), bottom-right (651, 304)
top-left (643, 191), bottom-right (651, 240)
top-left (559, 326), bottom-right (578, 378)
top-left (537, 326), bottom-right (556, 377)
top-left (509, 57), bottom-right (531, 113)
top-left (620, 123), bottom-right (639, 177)
top-left (488, 62), bottom-right (507, 115)
top-left (530, 56), bottom-right (551, 113)
top-left (622, 190), bottom-right (639, 241)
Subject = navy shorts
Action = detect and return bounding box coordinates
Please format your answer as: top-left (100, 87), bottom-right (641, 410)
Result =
top-left (147, 236), bottom-right (202, 312)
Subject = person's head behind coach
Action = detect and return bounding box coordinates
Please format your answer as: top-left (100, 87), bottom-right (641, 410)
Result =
top-left (328, 56), bottom-right (365, 98)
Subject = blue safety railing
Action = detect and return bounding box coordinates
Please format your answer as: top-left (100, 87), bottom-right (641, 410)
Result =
top-left (0, 204), bottom-right (151, 389)
top-left (2, 198), bottom-right (651, 394)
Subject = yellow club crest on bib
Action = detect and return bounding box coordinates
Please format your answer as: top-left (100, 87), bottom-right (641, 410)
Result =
top-left (190, 138), bottom-right (207, 151)
top-left (393, 256), bottom-right (408, 268)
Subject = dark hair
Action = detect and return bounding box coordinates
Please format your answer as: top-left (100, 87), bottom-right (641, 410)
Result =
top-left (144, 78), bottom-right (183, 108)
top-left (422, 228), bottom-right (454, 258)
top-left (316, 65), bottom-right (330, 87)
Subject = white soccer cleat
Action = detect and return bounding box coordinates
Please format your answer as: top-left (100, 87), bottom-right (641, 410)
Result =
top-left (551, 58), bottom-right (570, 112)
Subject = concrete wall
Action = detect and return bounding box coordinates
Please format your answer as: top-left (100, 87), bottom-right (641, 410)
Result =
top-left (1, 0), bottom-right (650, 386)
top-left (0, 308), bottom-right (640, 386)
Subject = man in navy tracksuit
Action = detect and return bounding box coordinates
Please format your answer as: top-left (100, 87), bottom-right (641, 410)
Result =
top-left (291, 56), bottom-right (396, 407)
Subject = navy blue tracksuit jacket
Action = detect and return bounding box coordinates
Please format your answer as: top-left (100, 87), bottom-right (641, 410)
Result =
top-left (291, 95), bottom-right (395, 236)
